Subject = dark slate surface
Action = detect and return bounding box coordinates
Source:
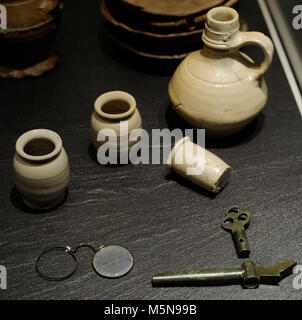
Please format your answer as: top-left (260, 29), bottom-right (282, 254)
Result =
top-left (0, 0), bottom-right (302, 300)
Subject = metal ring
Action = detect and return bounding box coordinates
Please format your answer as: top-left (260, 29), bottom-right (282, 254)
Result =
top-left (36, 246), bottom-right (78, 282)
top-left (226, 206), bottom-right (242, 216)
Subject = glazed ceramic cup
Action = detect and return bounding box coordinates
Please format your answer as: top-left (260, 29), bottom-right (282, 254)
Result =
top-left (91, 91), bottom-right (142, 155)
top-left (167, 137), bottom-right (232, 193)
top-left (13, 129), bottom-right (70, 210)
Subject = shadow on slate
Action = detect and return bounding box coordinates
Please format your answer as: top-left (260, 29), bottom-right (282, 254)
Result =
top-left (10, 187), bottom-right (69, 215)
top-left (165, 104), bottom-right (266, 149)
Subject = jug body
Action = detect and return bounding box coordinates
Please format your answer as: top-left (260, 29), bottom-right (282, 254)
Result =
top-left (169, 7), bottom-right (274, 136)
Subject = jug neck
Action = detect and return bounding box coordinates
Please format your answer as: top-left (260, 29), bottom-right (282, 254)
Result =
top-left (202, 7), bottom-right (240, 51)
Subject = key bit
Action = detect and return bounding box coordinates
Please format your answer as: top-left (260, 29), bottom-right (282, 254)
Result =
top-left (221, 206), bottom-right (251, 258)
top-left (152, 260), bottom-right (296, 289)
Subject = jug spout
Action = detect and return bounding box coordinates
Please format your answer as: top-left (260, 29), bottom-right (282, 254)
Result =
top-left (203, 7), bottom-right (240, 49)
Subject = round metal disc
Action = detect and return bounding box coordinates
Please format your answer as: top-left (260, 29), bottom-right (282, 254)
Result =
top-left (93, 246), bottom-right (133, 278)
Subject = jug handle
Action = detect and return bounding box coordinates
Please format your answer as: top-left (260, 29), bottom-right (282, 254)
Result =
top-left (232, 31), bottom-right (274, 80)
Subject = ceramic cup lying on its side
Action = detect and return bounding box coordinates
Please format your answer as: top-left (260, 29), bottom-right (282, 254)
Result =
top-left (13, 129), bottom-right (70, 210)
top-left (167, 137), bottom-right (232, 194)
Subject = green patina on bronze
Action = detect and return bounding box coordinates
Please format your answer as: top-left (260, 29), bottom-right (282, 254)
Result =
top-left (222, 206), bottom-right (251, 258)
top-left (153, 206), bottom-right (296, 289)
top-left (152, 260), bottom-right (297, 289)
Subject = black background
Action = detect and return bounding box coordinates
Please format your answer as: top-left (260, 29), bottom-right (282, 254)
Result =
top-left (1, 0), bottom-right (302, 300)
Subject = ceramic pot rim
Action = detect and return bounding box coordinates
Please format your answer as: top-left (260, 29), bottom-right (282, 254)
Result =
top-left (16, 129), bottom-right (62, 162)
top-left (94, 91), bottom-right (136, 120)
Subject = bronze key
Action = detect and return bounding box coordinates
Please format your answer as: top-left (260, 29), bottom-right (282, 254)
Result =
top-left (152, 260), bottom-right (296, 289)
top-left (221, 206), bottom-right (251, 258)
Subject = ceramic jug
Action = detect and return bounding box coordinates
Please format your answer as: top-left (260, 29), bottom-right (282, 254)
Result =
top-left (169, 6), bottom-right (274, 136)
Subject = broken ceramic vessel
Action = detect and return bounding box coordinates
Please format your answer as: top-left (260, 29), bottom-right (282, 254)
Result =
top-left (91, 91), bottom-right (142, 155)
top-left (169, 6), bottom-right (274, 136)
top-left (13, 129), bottom-right (70, 210)
top-left (167, 137), bottom-right (231, 194)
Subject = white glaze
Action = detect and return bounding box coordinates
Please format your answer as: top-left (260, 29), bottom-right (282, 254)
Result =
top-left (167, 137), bottom-right (232, 193)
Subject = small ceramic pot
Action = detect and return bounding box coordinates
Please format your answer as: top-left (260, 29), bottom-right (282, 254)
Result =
top-left (91, 91), bottom-right (142, 154)
top-left (13, 129), bottom-right (70, 210)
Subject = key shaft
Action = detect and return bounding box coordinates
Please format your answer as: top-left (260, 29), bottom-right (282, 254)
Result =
top-left (232, 228), bottom-right (250, 258)
top-left (153, 268), bottom-right (243, 286)
top-left (152, 260), bottom-right (296, 289)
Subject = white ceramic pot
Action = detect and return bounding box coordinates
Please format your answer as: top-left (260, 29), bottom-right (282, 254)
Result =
top-left (91, 91), bottom-right (142, 154)
top-left (13, 129), bottom-right (70, 210)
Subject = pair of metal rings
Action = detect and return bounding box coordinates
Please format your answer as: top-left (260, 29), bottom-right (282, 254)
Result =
top-left (36, 244), bottom-right (134, 281)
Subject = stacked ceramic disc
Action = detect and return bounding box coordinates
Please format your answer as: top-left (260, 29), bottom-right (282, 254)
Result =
top-left (101, 0), bottom-right (241, 59)
top-left (0, 0), bottom-right (62, 78)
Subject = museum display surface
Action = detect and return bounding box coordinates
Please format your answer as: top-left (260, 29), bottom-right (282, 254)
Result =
top-left (0, 0), bottom-right (302, 300)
